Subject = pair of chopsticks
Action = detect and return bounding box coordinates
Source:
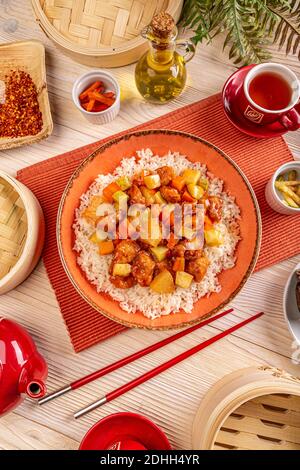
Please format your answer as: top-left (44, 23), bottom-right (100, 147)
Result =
top-left (38, 309), bottom-right (263, 418)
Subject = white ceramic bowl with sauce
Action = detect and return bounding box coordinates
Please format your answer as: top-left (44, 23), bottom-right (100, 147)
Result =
top-left (0, 171), bottom-right (45, 294)
top-left (72, 70), bottom-right (120, 125)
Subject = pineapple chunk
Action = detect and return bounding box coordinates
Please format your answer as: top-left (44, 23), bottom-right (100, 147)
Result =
top-left (204, 229), bottom-right (224, 246)
top-left (150, 246), bottom-right (169, 262)
top-left (95, 202), bottom-right (115, 217)
top-left (112, 190), bottom-right (129, 203)
top-left (150, 270), bottom-right (175, 293)
top-left (187, 184), bottom-right (204, 200)
top-left (198, 177), bottom-right (209, 190)
top-left (154, 191), bottom-right (166, 205)
top-left (175, 271), bottom-right (194, 289)
top-left (144, 174), bottom-right (161, 189)
top-left (182, 169), bottom-right (201, 185)
top-left (82, 196), bottom-right (104, 223)
top-left (89, 228), bottom-right (108, 243)
top-left (112, 263), bottom-right (132, 277)
top-left (89, 232), bottom-right (100, 244)
top-left (140, 186), bottom-right (156, 205)
top-left (116, 176), bottom-right (131, 191)
top-left (182, 226), bottom-right (195, 240)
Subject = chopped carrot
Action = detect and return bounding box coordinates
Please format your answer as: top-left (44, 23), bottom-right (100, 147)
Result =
top-left (81, 102), bottom-right (90, 111)
top-left (167, 232), bottom-right (178, 249)
top-left (86, 99), bottom-right (96, 112)
top-left (204, 215), bottom-right (213, 230)
top-left (80, 95), bottom-right (90, 104)
top-left (89, 91), bottom-right (115, 107)
top-left (103, 182), bottom-right (121, 202)
top-left (93, 103), bottom-right (109, 112)
top-left (169, 211), bottom-right (175, 227)
top-left (95, 86), bottom-right (105, 94)
top-left (99, 240), bottom-right (114, 255)
top-left (79, 81), bottom-right (102, 100)
top-left (173, 257), bottom-right (185, 272)
top-left (103, 91), bottom-right (115, 98)
top-left (171, 175), bottom-right (185, 192)
top-left (182, 191), bottom-right (196, 203)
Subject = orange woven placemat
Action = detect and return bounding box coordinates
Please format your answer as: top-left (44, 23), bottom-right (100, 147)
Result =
top-left (17, 93), bottom-right (300, 352)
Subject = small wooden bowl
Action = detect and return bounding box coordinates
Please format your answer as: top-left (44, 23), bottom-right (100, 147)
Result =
top-left (0, 40), bottom-right (53, 150)
top-left (192, 366), bottom-right (300, 450)
top-left (0, 171), bottom-right (45, 295)
top-left (31, 0), bottom-right (183, 67)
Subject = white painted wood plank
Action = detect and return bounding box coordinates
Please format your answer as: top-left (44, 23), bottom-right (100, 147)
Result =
top-left (0, 1), bottom-right (299, 450)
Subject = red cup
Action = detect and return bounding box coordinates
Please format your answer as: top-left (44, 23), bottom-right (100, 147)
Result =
top-left (237, 63), bottom-right (300, 131)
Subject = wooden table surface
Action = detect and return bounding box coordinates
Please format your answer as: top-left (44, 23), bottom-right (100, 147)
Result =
top-left (0, 1), bottom-right (300, 451)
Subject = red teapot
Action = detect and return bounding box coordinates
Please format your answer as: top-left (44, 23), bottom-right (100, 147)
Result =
top-left (0, 317), bottom-right (47, 416)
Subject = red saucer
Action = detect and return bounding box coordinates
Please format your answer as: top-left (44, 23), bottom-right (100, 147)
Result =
top-left (79, 412), bottom-right (172, 450)
top-left (222, 65), bottom-right (290, 138)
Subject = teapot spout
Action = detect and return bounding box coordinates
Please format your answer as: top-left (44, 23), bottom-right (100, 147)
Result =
top-left (25, 379), bottom-right (47, 399)
top-left (18, 374), bottom-right (47, 399)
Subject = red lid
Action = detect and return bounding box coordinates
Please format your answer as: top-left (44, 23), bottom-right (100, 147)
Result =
top-left (79, 412), bottom-right (172, 450)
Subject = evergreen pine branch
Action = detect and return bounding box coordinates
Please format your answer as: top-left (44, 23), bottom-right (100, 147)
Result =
top-left (181, 0), bottom-right (300, 64)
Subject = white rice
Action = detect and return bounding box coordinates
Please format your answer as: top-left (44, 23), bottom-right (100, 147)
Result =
top-left (73, 149), bottom-right (241, 319)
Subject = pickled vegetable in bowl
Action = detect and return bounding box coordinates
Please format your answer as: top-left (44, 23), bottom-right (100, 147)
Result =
top-left (275, 167), bottom-right (300, 210)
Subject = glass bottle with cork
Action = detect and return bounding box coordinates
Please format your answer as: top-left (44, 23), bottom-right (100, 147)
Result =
top-left (135, 12), bottom-right (195, 104)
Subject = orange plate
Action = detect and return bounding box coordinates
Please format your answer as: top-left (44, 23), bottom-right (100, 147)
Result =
top-left (57, 130), bottom-right (261, 330)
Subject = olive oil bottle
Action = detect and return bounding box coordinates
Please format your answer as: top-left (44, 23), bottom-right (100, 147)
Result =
top-left (135, 12), bottom-right (195, 104)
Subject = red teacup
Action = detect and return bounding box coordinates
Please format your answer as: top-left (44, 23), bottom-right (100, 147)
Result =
top-left (237, 63), bottom-right (300, 131)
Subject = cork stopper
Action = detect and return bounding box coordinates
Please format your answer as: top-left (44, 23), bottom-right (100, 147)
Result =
top-left (150, 11), bottom-right (175, 39)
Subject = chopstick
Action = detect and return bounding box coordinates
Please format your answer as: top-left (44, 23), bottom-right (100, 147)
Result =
top-left (39, 308), bottom-right (233, 405)
top-left (74, 311), bottom-right (263, 419)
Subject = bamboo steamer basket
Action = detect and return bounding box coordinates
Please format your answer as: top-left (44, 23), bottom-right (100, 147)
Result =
top-left (0, 40), bottom-right (53, 150)
top-left (0, 171), bottom-right (45, 295)
top-left (31, 0), bottom-right (184, 67)
top-left (192, 366), bottom-right (300, 450)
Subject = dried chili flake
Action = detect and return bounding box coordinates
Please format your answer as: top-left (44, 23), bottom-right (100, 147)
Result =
top-left (0, 70), bottom-right (43, 138)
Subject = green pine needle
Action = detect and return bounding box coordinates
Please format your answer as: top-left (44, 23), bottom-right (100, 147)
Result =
top-left (181, 0), bottom-right (300, 64)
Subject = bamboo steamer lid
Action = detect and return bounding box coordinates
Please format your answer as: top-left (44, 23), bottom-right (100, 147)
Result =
top-left (31, 0), bottom-right (184, 67)
top-left (192, 366), bottom-right (300, 450)
top-left (0, 171), bottom-right (45, 295)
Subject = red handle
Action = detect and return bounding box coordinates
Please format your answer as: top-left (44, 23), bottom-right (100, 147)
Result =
top-left (72, 308), bottom-right (233, 389)
top-left (280, 107), bottom-right (300, 131)
top-left (106, 312), bottom-right (263, 403)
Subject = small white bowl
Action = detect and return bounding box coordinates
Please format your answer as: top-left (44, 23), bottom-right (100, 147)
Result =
top-left (265, 161), bottom-right (300, 215)
top-left (0, 171), bottom-right (45, 295)
top-left (72, 70), bottom-right (120, 125)
top-left (283, 262), bottom-right (300, 345)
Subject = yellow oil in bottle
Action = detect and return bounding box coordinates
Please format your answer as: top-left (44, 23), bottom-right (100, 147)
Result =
top-left (135, 12), bottom-right (195, 105)
top-left (135, 48), bottom-right (187, 104)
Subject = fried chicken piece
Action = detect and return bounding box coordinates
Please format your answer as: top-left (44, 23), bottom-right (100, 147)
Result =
top-left (172, 242), bottom-right (186, 258)
top-left (160, 185), bottom-right (181, 203)
top-left (157, 166), bottom-right (174, 186)
top-left (114, 240), bottom-right (140, 264)
top-left (154, 259), bottom-right (175, 280)
top-left (110, 275), bottom-right (137, 289)
top-left (207, 196), bottom-right (222, 223)
top-left (186, 256), bottom-right (210, 282)
top-left (128, 184), bottom-right (146, 205)
top-left (172, 241), bottom-right (202, 260)
top-left (185, 249), bottom-right (203, 260)
top-left (132, 250), bottom-right (155, 287)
